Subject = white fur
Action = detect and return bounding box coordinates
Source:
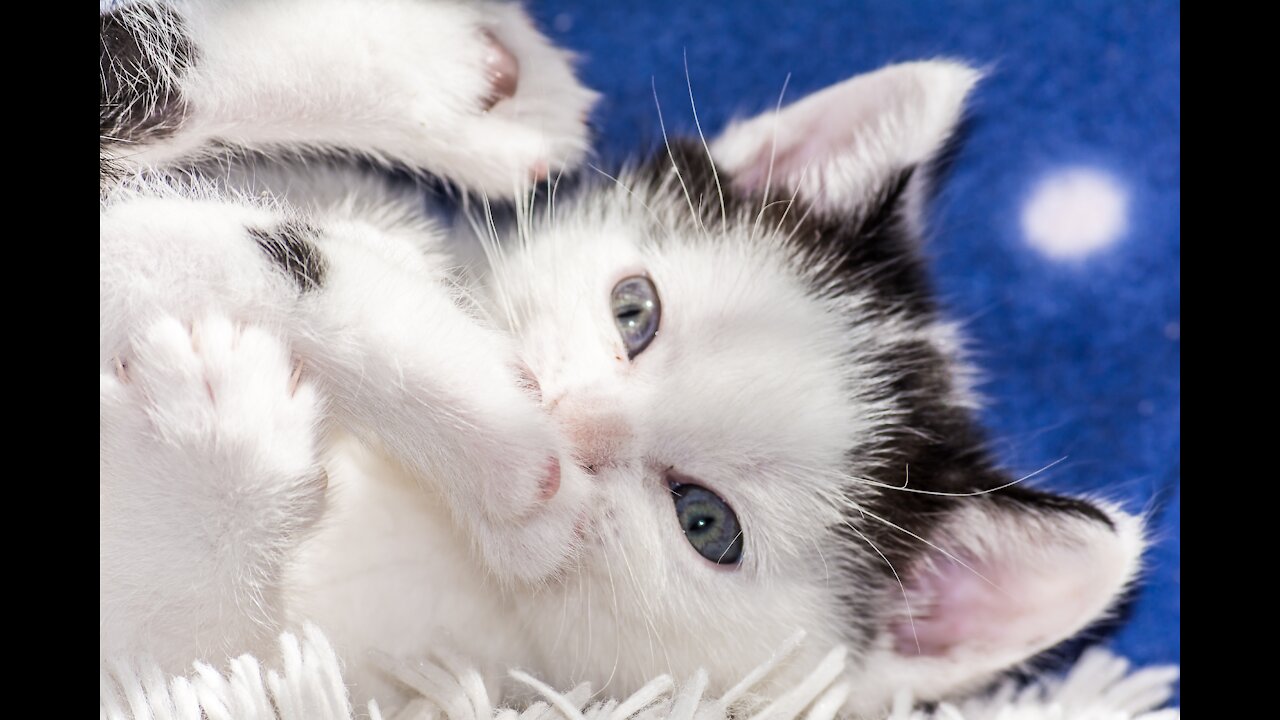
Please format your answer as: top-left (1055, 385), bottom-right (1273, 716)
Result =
top-left (100, 315), bottom-right (326, 670)
top-left (102, 0), bottom-right (598, 195)
top-left (100, 7), bottom-right (1154, 715)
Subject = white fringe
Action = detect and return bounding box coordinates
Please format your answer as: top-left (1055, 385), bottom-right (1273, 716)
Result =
top-left (100, 626), bottom-right (1179, 720)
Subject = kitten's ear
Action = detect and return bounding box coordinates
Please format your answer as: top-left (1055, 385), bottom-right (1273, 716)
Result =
top-left (868, 490), bottom-right (1145, 702)
top-left (710, 60), bottom-right (980, 214)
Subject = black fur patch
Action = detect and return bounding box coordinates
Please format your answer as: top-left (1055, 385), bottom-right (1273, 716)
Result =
top-left (992, 486), bottom-right (1115, 529)
top-left (100, 4), bottom-right (193, 147)
top-left (789, 169), bottom-right (937, 317)
top-left (251, 223), bottom-right (327, 293)
top-left (637, 140), bottom-right (935, 316)
top-left (843, 342), bottom-right (1118, 605)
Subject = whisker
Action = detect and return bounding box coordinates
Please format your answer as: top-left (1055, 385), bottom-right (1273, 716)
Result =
top-left (652, 77), bottom-right (704, 235)
top-left (551, 156), bottom-right (567, 225)
top-left (586, 163), bottom-right (669, 231)
top-left (609, 529), bottom-right (674, 682)
top-left (854, 502), bottom-right (1000, 590)
top-left (809, 535), bottom-right (831, 587)
top-left (753, 72), bottom-right (791, 242)
top-left (842, 519), bottom-right (919, 655)
top-left (716, 530), bottom-right (744, 565)
top-left (776, 161), bottom-right (817, 247)
top-left (479, 193), bottom-right (522, 334)
top-left (593, 525), bottom-right (623, 700)
top-left (684, 49), bottom-right (726, 231)
top-left (795, 456), bottom-right (1069, 498)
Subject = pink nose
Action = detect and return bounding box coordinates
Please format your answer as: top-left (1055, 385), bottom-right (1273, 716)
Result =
top-left (552, 396), bottom-right (631, 474)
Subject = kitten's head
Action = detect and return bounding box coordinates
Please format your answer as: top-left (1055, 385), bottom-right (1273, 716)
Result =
top-left (492, 61), bottom-right (1143, 713)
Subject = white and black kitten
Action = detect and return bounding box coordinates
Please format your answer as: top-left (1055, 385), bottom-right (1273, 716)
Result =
top-left (100, 2), bottom-right (1144, 717)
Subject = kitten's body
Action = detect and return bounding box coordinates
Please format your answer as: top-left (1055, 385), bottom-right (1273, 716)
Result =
top-left (100, 2), bottom-right (1145, 717)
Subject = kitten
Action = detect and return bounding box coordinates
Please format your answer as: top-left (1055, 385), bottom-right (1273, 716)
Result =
top-left (100, 2), bottom-right (1145, 717)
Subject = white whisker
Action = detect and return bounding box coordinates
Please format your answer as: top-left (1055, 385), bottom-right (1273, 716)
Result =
top-left (753, 72), bottom-right (791, 242)
top-left (652, 77), bottom-right (704, 235)
top-left (842, 519), bottom-right (919, 655)
top-left (684, 49), bottom-right (726, 231)
top-left (855, 503), bottom-right (1001, 590)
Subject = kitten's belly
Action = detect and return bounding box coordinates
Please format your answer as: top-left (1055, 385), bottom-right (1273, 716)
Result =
top-left (288, 433), bottom-right (529, 709)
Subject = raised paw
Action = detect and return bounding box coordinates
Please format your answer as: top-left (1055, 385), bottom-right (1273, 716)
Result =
top-left (103, 315), bottom-right (325, 518)
top-left (360, 1), bottom-right (598, 195)
top-left (448, 370), bottom-right (595, 587)
top-left (100, 315), bottom-right (327, 669)
top-left (462, 5), bottom-right (599, 191)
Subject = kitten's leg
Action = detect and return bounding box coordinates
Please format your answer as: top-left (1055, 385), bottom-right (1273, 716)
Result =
top-left (99, 315), bottom-right (326, 672)
top-left (283, 217), bottom-right (586, 586)
top-left (101, 188), bottom-right (586, 588)
top-left (100, 0), bottom-right (597, 195)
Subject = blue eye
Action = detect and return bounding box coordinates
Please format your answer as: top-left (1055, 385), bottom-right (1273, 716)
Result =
top-left (671, 483), bottom-right (743, 565)
top-left (611, 276), bottom-right (660, 358)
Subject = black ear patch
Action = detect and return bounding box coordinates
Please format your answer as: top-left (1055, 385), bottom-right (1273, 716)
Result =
top-left (635, 139), bottom-right (750, 231)
top-left (784, 168), bottom-right (935, 316)
top-left (100, 4), bottom-right (194, 148)
top-left (637, 140), bottom-right (933, 316)
top-left (251, 222), bottom-right (326, 293)
top-left (991, 486), bottom-right (1116, 529)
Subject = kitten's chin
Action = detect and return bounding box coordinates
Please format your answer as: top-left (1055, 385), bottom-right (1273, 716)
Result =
top-left (473, 461), bottom-right (594, 586)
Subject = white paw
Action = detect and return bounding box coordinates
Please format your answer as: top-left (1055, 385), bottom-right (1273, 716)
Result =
top-left (102, 315), bottom-right (325, 518)
top-left (101, 315), bottom-right (327, 668)
top-left (457, 4), bottom-right (599, 193)
top-left (371, 2), bottom-right (599, 196)
top-left (459, 372), bottom-right (594, 586)
top-left (101, 315), bottom-right (327, 582)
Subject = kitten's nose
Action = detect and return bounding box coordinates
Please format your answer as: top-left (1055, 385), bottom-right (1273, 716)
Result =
top-left (551, 394), bottom-right (631, 475)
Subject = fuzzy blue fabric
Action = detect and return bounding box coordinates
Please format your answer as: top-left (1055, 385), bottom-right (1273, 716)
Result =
top-left (529, 0), bottom-right (1180, 697)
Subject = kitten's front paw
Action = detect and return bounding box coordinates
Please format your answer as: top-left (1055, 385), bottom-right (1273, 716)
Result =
top-left (462, 4), bottom-right (599, 191)
top-left (460, 376), bottom-right (593, 585)
top-left (103, 315), bottom-right (326, 527)
top-left (100, 315), bottom-right (326, 667)
top-left (470, 455), bottom-right (593, 586)
top-left (387, 3), bottom-right (598, 195)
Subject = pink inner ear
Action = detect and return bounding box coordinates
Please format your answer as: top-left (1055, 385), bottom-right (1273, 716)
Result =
top-left (891, 555), bottom-right (1008, 656)
top-left (729, 120), bottom-right (836, 196)
top-left (710, 61), bottom-right (982, 213)
top-left (889, 535), bottom-right (1129, 660)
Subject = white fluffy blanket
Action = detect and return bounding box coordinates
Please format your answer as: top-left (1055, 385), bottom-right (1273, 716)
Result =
top-left (99, 626), bottom-right (1179, 720)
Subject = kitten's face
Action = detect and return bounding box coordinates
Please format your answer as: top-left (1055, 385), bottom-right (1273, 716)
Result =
top-left (489, 61), bottom-right (1143, 714)
top-left (501, 195), bottom-right (862, 686)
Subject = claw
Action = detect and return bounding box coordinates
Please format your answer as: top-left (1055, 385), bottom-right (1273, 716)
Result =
top-left (289, 359), bottom-right (306, 397)
top-left (479, 28), bottom-right (520, 111)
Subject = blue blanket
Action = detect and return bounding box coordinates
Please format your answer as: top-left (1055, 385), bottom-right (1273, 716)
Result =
top-left (531, 0), bottom-right (1180, 692)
